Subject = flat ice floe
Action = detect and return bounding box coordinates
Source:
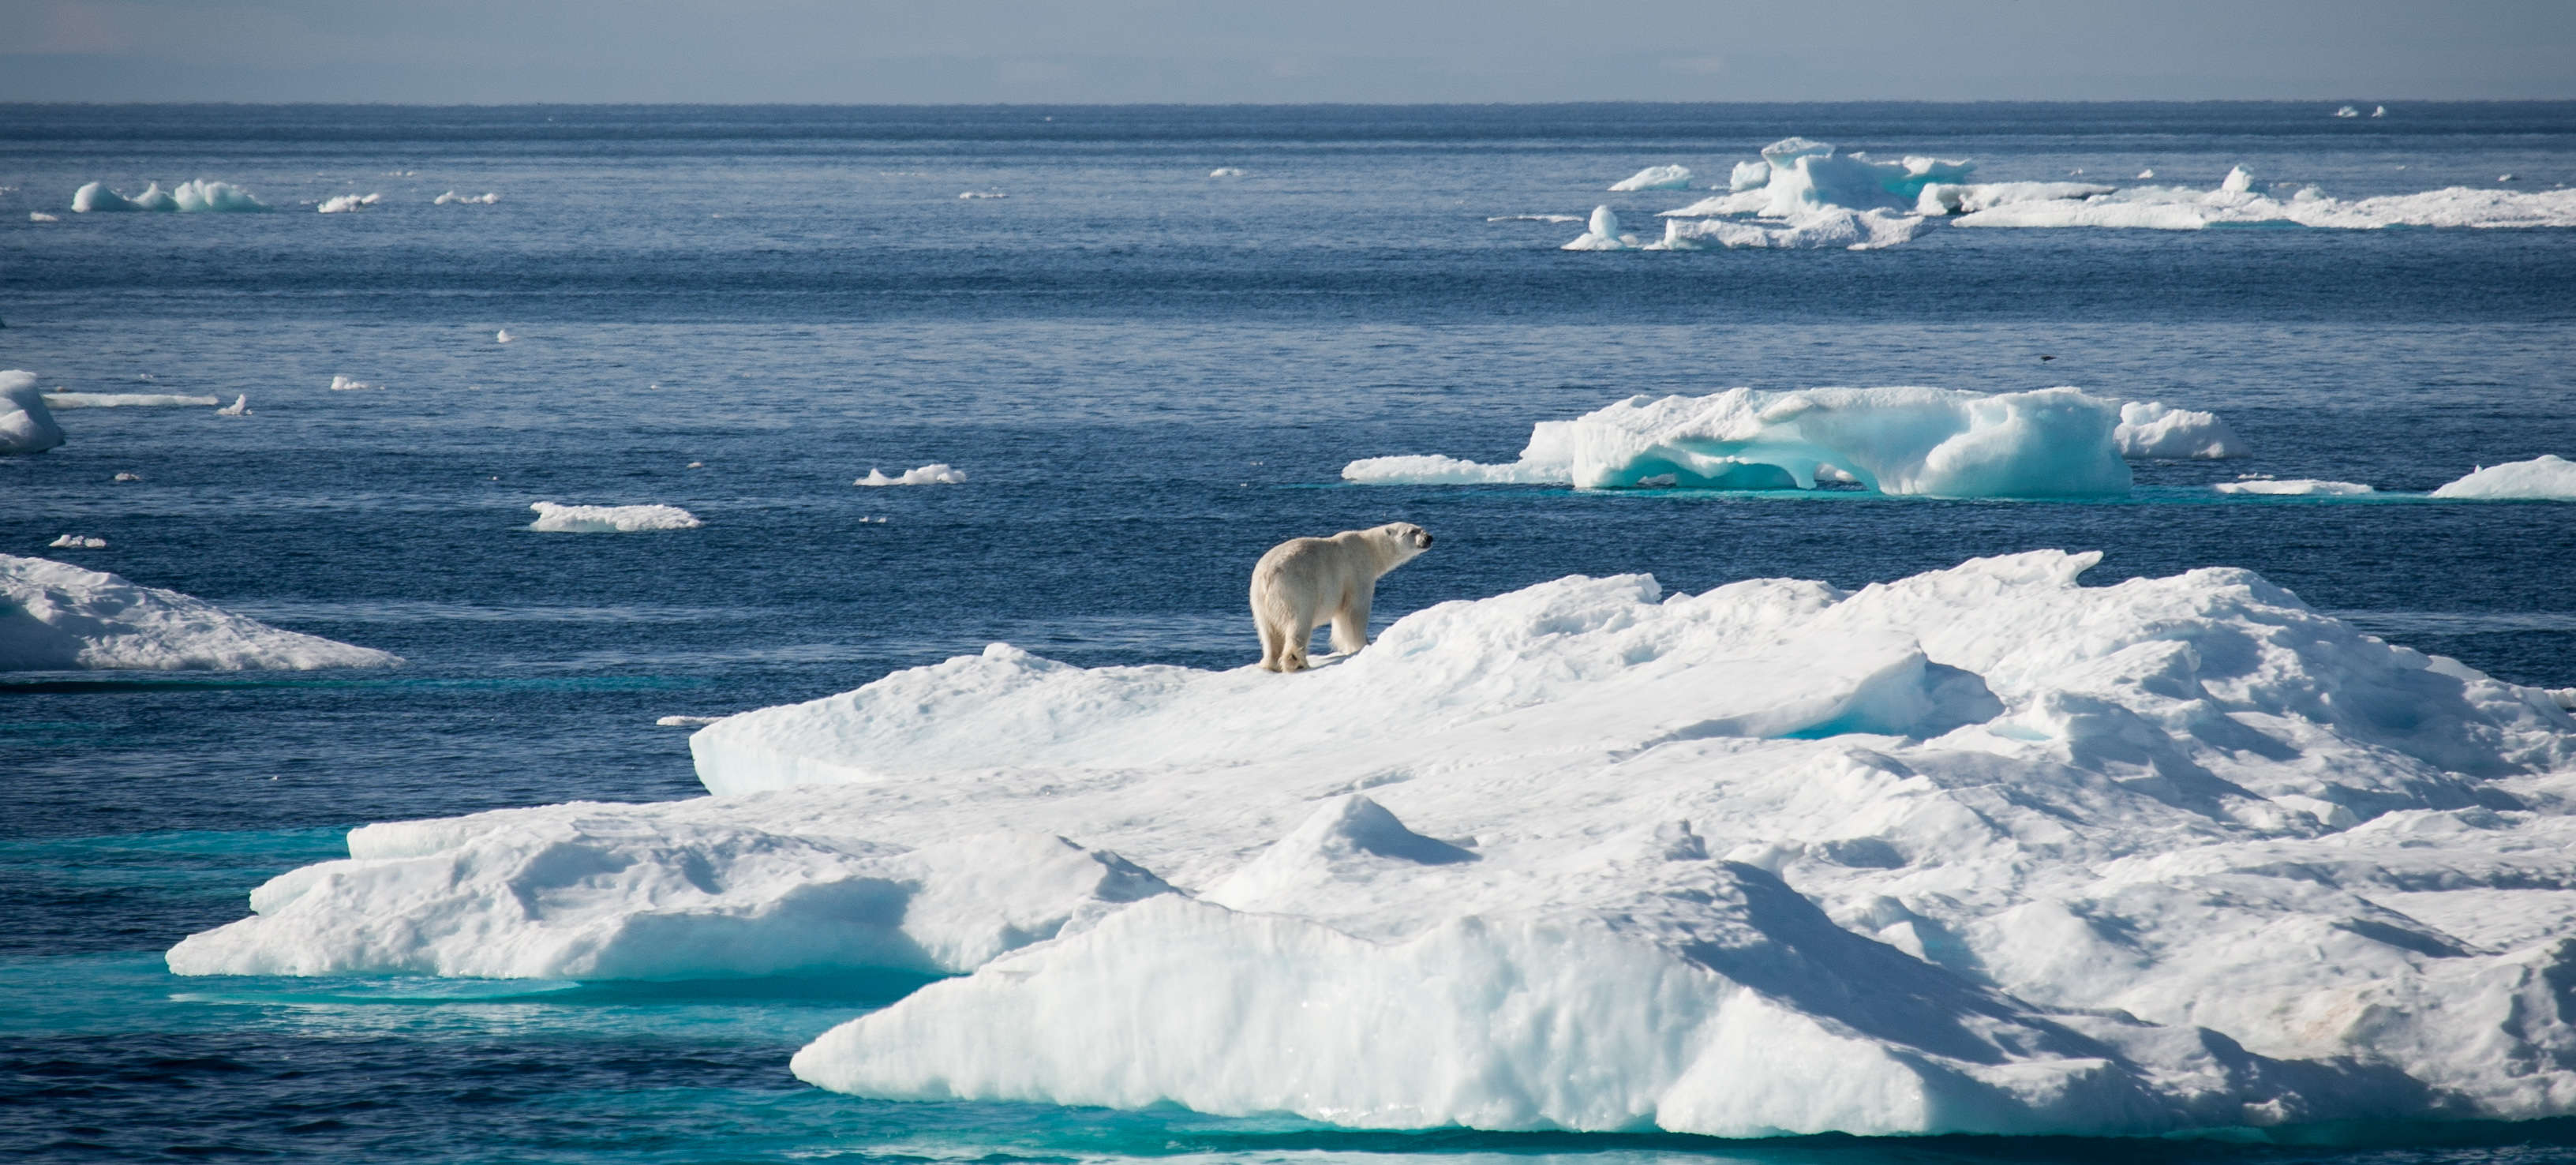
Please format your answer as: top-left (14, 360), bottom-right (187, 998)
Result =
top-left (2, 371), bottom-right (68, 455)
top-left (1608, 164), bottom-right (1693, 192)
top-left (2431, 455), bottom-right (2576, 500)
top-left (2212, 478), bottom-right (2376, 496)
top-left (1, 553), bottom-right (400, 671)
top-left (856, 463), bottom-right (968, 486)
top-left (174, 552), bottom-right (2576, 1136)
top-left (1343, 387), bottom-right (2246, 496)
top-left (526, 502), bottom-right (705, 532)
top-left (41, 392), bottom-right (223, 409)
top-left (433, 191), bottom-right (500, 204)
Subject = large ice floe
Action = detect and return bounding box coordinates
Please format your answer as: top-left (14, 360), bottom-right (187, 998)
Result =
top-left (2430, 455), bottom-right (2576, 500)
top-left (1630, 139), bottom-right (2576, 251)
top-left (2, 371), bottom-right (68, 455)
top-left (71, 179), bottom-right (271, 213)
top-left (526, 502), bottom-right (705, 532)
top-left (1342, 387), bottom-right (2247, 496)
top-left (173, 550), bottom-right (2576, 1137)
top-left (1, 554), bottom-right (400, 671)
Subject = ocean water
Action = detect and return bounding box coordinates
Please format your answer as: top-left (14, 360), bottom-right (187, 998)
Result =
top-left (4, 103), bottom-right (2575, 1162)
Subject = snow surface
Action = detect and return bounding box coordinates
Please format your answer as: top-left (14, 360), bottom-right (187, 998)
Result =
top-left (526, 502), bottom-right (705, 533)
top-left (856, 464), bottom-right (968, 486)
top-left (1, 554), bottom-right (400, 671)
top-left (2430, 455), bottom-right (2576, 500)
top-left (174, 552), bottom-right (2576, 1136)
top-left (72, 179), bottom-right (268, 212)
top-left (2212, 478), bottom-right (2376, 496)
top-left (2114, 401), bottom-right (2250, 459)
top-left (316, 193), bottom-right (381, 213)
top-left (2, 371), bottom-right (68, 455)
top-left (1343, 387), bottom-right (2133, 496)
top-left (1559, 205), bottom-right (1638, 251)
top-left (1652, 208), bottom-right (1929, 251)
top-left (42, 392), bottom-right (222, 409)
top-left (1608, 165), bottom-right (1693, 192)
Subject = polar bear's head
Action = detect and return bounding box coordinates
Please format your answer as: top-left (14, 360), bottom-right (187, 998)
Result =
top-left (1369, 522), bottom-right (1435, 565)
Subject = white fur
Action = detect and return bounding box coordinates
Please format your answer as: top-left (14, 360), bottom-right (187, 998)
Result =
top-left (1249, 523), bottom-right (1433, 672)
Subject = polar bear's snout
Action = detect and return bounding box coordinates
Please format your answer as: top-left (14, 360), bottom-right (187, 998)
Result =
top-left (1413, 530), bottom-right (1434, 549)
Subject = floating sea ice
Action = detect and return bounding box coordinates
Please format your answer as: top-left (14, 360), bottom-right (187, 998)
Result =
top-left (1559, 205), bottom-right (1639, 250)
top-left (1, 553), bottom-right (400, 671)
top-left (72, 182), bottom-right (145, 212)
top-left (856, 463), bottom-right (968, 486)
top-left (1, 371), bottom-right (67, 455)
top-left (2334, 106), bottom-right (2361, 118)
top-left (1486, 214), bottom-right (1585, 223)
top-left (316, 193), bottom-right (382, 213)
top-left (2112, 400), bottom-right (2250, 459)
top-left (215, 395), bottom-right (250, 416)
top-left (28, 212), bottom-right (58, 223)
top-left (1608, 164), bottom-right (1693, 192)
top-left (47, 535), bottom-right (107, 549)
top-left (2221, 165), bottom-right (2258, 193)
top-left (2429, 455), bottom-right (2576, 500)
top-left (432, 191), bottom-right (500, 204)
top-left (1208, 167), bottom-right (1246, 178)
top-left (2499, 174), bottom-right (2517, 183)
top-left (114, 472), bottom-right (140, 482)
top-left (959, 191), bottom-right (1008, 200)
top-left (656, 714), bottom-right (728, 728)
top-left (526, 502), bottom-right (705, 532)
top-left (2211, 478), bottom-right (2375, 496)
top-left (73, 179), bottom-right (271, 212)
top-left (1728, 160), bottom-right (1770, 191)
top-left (495, 329), bottom-right (514, 343)
top-left (42, 392), bottom-right (221, 409)
top-left (328, 375), bottom-right (375, 391)
top-left (1915, 181), bottom-right (2114, 215)
top-left (1345, 386), bottom-right (2133, 496)
top-left (2373, 105), bottom-right (2387, 117)
top-left (1653, 208), bottom-right (1929, 251)
top-left (2137, 168), bottom-right (2156, 178)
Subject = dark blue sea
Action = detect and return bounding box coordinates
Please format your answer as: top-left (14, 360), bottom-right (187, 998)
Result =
top-left (4, 102), bottom-right (2575, 1162)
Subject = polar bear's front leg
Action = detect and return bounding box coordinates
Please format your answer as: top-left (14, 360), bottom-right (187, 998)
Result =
top-left (1329, 585), bottom-right (1372, 655)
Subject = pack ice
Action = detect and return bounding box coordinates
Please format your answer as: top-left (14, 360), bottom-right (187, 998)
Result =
top-left (1342, 387), bottom-right (2243, 496)
top-left (174, 551), bottom-right (2576, 1137)
top-left (1, 554), bottom-right (401, 670)
top-left (2, 371), bottom-right (67, 455)
top-left (526, 502), bottom-right (705, 532)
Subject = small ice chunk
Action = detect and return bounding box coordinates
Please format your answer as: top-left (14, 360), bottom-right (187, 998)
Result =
top-left (1561, 204), bottom-right (1638, 251)
top-left (1208, 167), bottom-right (1246, 178)
top-left (47, 535), bottom-right (107, 549)
top-left (527, 502), bottom-right (706, 532)
top-left (2499, 174), bottom-right (2517, 183)
top-left (1486, 214), bottom-right (1585, 223)
top-left (28, 212), bottom-right (58, 223)
top-left (1608, 165), bottom-right (1693, 192)
top-left (2211, 478), bottom-right (2375, 496)
top-left (2429, 455), bottom-right (2576, 500)
top-left (2372, 106), bottom-right (2387, 118)
top-left (2221, 166), bottom-right (2258, 193)
top-left (433, 191), bottom-right (500, 204)
top-left (959, 191), bottom-right (1008, 200)
top-left (215, 395), bottom-right (251, 416)
top-left (856, 463), bottom-right (968, 486)
top-left (1728, 160), bottom-right (1771, 191)
top-left (657, 714), bottom-right (728, 727)
top-left (328, 375), bottom-right (375, 391)
top-left (42, 392), bottom-right (220, 409)
top-left (316, 193), bottom-right (381, 213)
top-left (2137, 168), bottom-right (2156, 179)
top-left (495, 329), bottom-right (514, 343)
top-left (1, 371), bottom-right (67, 455)
top-left (2114, 401), bottom-right (2250, 459)
top-left (114, 472), bottom-right (140, 482)
top-left (2334, 106), bottom-right (2361, 118)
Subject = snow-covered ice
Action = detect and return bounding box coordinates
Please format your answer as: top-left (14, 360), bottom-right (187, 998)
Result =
top-left (42, 392), bottom-right (222, 409)
top-left (174, 551), bottom-right (2576, 1136)
top-left (1208, 168), bottom-right (1246, 178)
top-left (1488, 214), bottom-right (1585, 223)
top-left (433, 191), bottom-right (500, 204)
top-left (29, 212), bottom-right (59, 223)
top-left (1608, 164), bottom-right (1693, 192)
top-left (2335, 106), bottom-right (2361, 118)
top-left (495, 329), bottom-right (515, 343)
top-left (958, 191), bottom-right (1008, 200)
top-left (2430, 455), bottom-right (2576, 500)
top-left (2212, 478), bottom-right (2376, 496)
top-left (2114, 401), bottom-right (2250, 459)
top-left (215, 395), bottom-right (251, 417)
top-left (328, 375), bottom-right (375, 391)
top-left (1345, 387), bottom-right (2136, 496)
top-left (114, 473), bottom-right (141, 483)
top-left (316, 193), bottom-right (382, 213)
top-left (2, 554), bottom-right (400, 671)
top-left (2, 371), bottom-right (68, 455)
top-left (1559, 205), bottom-right (1640, 251)
top-left (526, 502), bottom-right (705, 533)
top-left (657, 715), bottom-right (728, 728)
top-left (1652, 208), bottom-right (1930, 252)
top-left (47, 535), bottom-right (107, 549)
top-left (856, 464), bottom-right (968, 486)
top-left (73, 179), bottom-right (269, 212)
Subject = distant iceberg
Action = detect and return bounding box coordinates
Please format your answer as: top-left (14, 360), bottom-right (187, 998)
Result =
top-left (2430, 455), bottom-right (2576, 500)
top-left (1559, 204), bottom-right (1639, 250)
top-left (2, 371), bottom-right (67, 455)
top-left (856, 463), bottom-right (967, 486)
top-left (1345, 386), bottom-right (2138, 497)
top-left (1, 553), bottom-right (400, 670)
top-left (72, 179), bottom-right (269, 213)
top-left (1608, 164), bottom-right (1693, 192)
top-left (526, 502), bottom-right (705, 532)
top-left (42, 392), bottom-right (222, 409)
top-left (316, 193), bottom-right (382, 213)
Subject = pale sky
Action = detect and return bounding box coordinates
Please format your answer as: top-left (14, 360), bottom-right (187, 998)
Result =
top-left (2, 0), bottom-right (2570, 104)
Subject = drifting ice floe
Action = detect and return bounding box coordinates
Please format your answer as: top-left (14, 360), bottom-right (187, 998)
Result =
top-left (47, 535), bottom-right (107, 549)
top-left (2, 371), bottom-right (68, 455)
top-left (526, 502), bottom-right (705, 533)
top-left (1559, 205), bottom-right (1640, 250)
top-left (1, 553), bottom-right (400, 671)
top-left (1608, 164), bottom-right (1693, 192)
top-left (1208, 168), bottom-right (1246, 178)
top-left (1487, 214), bottom-right (1585, 223)
top-left (433, 191), bottom-right (500, 204)
top-left (2335, 105), bottom-right (2361, 118)
top-left (2113, 400), bottom-right (2249, 459)
top-left (174, 551), bottom-right (2576, 1137)
top-left (856, 464), bottom-right (968, 486)
top-left (495, 329), bottom-right (514, 343)
top-left (958, 191), bottom-right (1008, 200)
top-left (29, 212), bottom-right (59, 223)
top-left (71, 179), bottom-right (269, 213)
top-left (327, 375), bottom-right (375, 391)
top-left (2430, 455), bottom-right (2576, 500)
top-left (656, 715), bottom-right (728, 728)
top-left (2212, 478), bottom-right (2376, 496)
top-left (316, 193), bottom-right (381, 213)
top-left (1655, 208), bottom-right (1929, 252)
top-left (215, 395), bottom-right (251, 417)
top-left (42, 392), bottom-right (222, 409)
top-left (1341, 387), bottom-right (2248, 496)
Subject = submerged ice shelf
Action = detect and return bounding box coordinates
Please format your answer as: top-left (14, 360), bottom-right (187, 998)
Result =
top-left (1343, 386), bottom-right (2244, 497)
top-left (174, 552), bottom-right (2576, 1137)
top-left (1, 554), bottom-right (400, 671)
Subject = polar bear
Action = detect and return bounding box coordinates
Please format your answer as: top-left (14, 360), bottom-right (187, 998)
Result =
top-left (1251, 522), bottom-right (1434, 672)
